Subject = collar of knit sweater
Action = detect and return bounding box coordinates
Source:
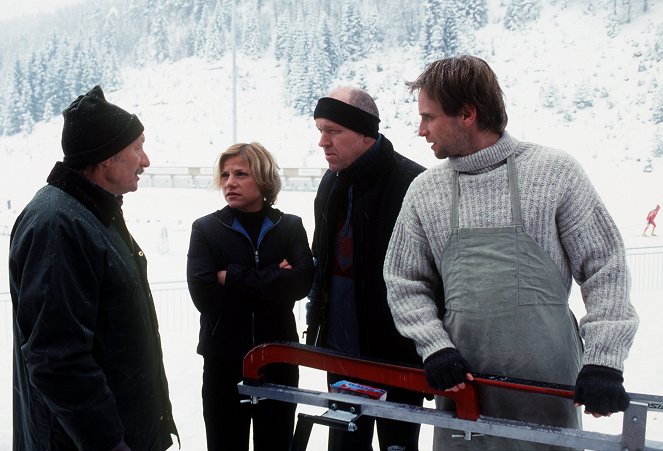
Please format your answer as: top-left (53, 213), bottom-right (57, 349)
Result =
top-left (448, 131), bottom-right (518, 174)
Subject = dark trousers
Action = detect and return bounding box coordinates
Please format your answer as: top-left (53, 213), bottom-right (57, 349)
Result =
top-left (326, 373), bottom-right (424, 451)
top-left (202, 357), bottom-right (298, 451)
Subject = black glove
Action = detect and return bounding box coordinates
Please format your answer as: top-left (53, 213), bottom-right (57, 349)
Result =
top-left (574, 364), bottom-right (630, 415)
top-left (423, 348), bottom-right (472, 390)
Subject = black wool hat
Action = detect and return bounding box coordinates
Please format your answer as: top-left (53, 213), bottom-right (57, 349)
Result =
top-left (61, 85), bottom-right (144, 168)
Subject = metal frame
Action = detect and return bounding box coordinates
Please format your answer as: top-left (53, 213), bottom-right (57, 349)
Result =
top-left (240, 343), bottom-right (663, 451)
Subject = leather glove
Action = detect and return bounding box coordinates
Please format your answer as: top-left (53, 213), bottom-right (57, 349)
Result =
top-left (574, 364), bottom-right (630, 415)
top-left (423, 348), bottom-right (472, 390)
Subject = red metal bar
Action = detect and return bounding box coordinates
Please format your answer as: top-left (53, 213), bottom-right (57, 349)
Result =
top-left (472, 372), bottom-right (575, 399)
top-left (243, 342), bottom-right (481, 421)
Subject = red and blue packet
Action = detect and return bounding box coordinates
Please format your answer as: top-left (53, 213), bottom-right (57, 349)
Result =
top-left (329, 380), bottom-right (387, 400)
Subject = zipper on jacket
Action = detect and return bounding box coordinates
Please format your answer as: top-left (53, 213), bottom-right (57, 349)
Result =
top-left (320, 175), bottom-right (338, 295)
top-left (211, 315), bottom-right (221, 335)
top-left (221, 213), bottom-right (281, 348)
top-left (310, 175), bottom-right (338, 346)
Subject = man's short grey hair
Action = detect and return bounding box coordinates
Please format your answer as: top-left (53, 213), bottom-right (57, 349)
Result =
top-left (348, 88), bottom-right (380, 118)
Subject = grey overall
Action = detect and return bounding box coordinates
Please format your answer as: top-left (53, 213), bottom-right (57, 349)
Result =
top-left (433, 155), bottom-right (583, 451)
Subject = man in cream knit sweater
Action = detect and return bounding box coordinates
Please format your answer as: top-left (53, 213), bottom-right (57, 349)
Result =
top-left (383, 55), bottom-right (639, 450)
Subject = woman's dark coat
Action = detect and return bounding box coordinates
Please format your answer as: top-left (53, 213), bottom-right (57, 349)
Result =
top-left (10, 162), bottom-right (177, 451)
top-left (187, 205), bottom-right (314, 360)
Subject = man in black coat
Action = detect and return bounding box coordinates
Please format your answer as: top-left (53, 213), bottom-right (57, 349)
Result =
top-left (305, 86), bottom-right (426, 451)
top-left (10, 86), bottom-right (178, 451)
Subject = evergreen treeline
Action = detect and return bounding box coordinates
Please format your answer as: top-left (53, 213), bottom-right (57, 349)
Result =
top-left (0, 0), bottom-right (655, 136)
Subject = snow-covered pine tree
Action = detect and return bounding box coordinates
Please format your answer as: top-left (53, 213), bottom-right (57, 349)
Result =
top-left (339, 1), bottom-right (365, 62)
top-left (243, 7), bottom-right (263, 59)
top-left (438, 3), bottom-right (462, 57)
top-left (25, 52), bottom-right (43, 123)
top-left (418, 0), bottom-right (443, 63)
top-left (274, 14), bottom-right (292, 62)
top-left (308, 25), bottom-right (334, 109)
top-left (654, 125), bottom-right (663, 158)
top-left (101, 10), bottom-right (123, 90)
top-left (204, 4), bottom-right (226, 62)
top-left (573, 80), bottom-right (594, 109)
top-left (1, 60), bottom-right (31, 135)
top-left (420, 0), bottom-right (462, 63)
top-left (460, 0), bottom-right (489, 29)
top-left (38, 33), bottom-right (65, 119)
top-left (539, 81), bottom-right (559, 109)
top-left (365, 11), bottom-right (383, 54)
top-left (193, 3), bottom-right (211, 58)
top-left (149, 6), bottom-right (170, 63)
top-left (283, 15), bottom-right (310, 113)
top-left (319, 16), bottom-right (341, 75)
top-left (504, 0), bottom-right (542, 31)
top-left (653, 88), bottom-right (663, 125)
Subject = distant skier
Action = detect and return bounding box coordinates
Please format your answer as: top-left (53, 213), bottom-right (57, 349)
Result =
top-left (643, 204), bottom-right (660, 236)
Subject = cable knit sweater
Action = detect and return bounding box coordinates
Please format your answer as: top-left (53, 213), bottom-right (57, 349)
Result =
top-left (384, 132), bottom-right (639, 372)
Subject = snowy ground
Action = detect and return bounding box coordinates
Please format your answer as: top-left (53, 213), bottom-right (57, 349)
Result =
top-left (1, 179), bottom-right (662, 450)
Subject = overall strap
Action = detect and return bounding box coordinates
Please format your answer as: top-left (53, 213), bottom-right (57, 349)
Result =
top-left (506, 154), bottom-right (524, 229)
top-left (451, 171), bottom-right (460, 232)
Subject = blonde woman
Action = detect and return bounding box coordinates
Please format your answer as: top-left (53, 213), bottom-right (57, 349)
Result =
top-left (187, 142), bottom-right (314, 451)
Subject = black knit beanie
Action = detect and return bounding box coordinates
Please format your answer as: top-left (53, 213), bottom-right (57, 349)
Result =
top-left (61, 85), bottom-right (144, 168)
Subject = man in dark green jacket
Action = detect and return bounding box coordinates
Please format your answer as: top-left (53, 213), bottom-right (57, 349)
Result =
top-left (10, 86), bottom-right (178, 451)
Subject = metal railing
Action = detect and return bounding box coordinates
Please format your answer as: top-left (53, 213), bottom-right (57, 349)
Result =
top-left (150, 281), bottom-right (199, 334)
top-left (0, 283), bottom-right (307, 347)
top-left (139, 167), bottom-right (326, 191)
top-left (626, 246), bottom-right (663, 292)
top-left (1, 247), bottom-right (661, 346)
